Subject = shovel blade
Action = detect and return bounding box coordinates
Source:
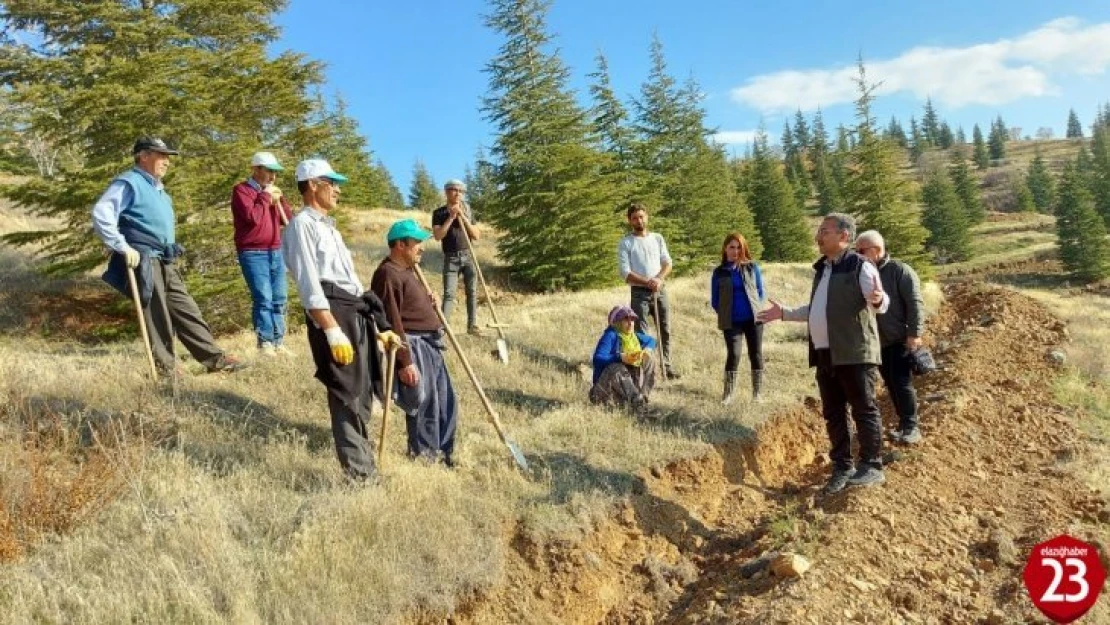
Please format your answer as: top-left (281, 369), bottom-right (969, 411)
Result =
top-left (505, 439), bottom-right (529, 472)
top-left (496, 339), bottom-right (510, 365)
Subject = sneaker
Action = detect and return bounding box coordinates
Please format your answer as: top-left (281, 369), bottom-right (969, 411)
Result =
top-left (467, 325), bottom-right (484, 337)
top-left (274, 343), bottom-right (294, 356)
top-left (847, 466), bottom-right (886, 488)
top-left (886, 429), bottom-right (905, 443)
top-left (259, 343), bottom-right (277, 357)
top-left (207, 354), bottom-right (249, 373)
top-left (665, 369), bottom-right (682, 381)
top-left (824, 468), bottom-right (854, 494)
top-left (900, 426), bottom-right (923, 445)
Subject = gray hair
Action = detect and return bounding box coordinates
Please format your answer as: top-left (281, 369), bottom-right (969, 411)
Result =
top-left (823, 212), bottom-right (857, 241)
top-left (855, 229), bottom-right (885, 252)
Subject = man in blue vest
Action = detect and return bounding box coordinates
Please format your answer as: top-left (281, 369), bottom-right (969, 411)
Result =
top-left (93, 137), bottom-right (247, 377)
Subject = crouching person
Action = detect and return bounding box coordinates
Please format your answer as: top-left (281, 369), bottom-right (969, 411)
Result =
top-left (590, 306), bottom-right (657, 409)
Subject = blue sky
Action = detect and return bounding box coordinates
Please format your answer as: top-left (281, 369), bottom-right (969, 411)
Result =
top-left (275, 1), bottom-right (1110, 197)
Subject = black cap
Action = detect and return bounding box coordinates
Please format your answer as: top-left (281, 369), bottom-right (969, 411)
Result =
top-left (132, 137), bottom-right (179, 156)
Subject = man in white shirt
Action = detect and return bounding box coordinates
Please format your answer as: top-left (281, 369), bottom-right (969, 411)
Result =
top-left (760, 213), bottom-right (890, 493)
top-left (618, 202), bottom-right (680, 380)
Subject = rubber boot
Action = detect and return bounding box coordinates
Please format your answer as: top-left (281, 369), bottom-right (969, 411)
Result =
top-left (722, 371), bottom-right (738, 405)
top-left (751, 369), bottom-right (764, 401)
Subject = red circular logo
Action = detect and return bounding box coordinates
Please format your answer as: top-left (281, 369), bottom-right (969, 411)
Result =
top-left (1023, 534), bottom-right (1106, 623)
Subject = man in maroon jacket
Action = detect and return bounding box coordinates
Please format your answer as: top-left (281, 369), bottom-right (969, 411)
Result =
top-left (231, 151), bottom-right (294, 355)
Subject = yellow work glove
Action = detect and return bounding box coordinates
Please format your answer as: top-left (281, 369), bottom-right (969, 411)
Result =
top-left (324, 327), bottom-right (354, 366)
top-left (264, 184), bottom-right (283, 200)
top-left (377, 330), bottom-right (402, 351)
top-left (123, 247), bottom-right (141, 269)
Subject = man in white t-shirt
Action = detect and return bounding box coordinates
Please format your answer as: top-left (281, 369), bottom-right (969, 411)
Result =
top-left (617, 202), bottom-right (680, 380)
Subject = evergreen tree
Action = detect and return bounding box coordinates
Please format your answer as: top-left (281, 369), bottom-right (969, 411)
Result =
top-left (746, 129), bottom-right (811, 261)
top-left (374, 160), bottom-right (405, 209)
top-left (781, 121), bottom-right (796, 161)
top-left (792, 110), bottom-right (811, 154)
top-left (313, 95), bottom-right (394, 209)
top-left (1015, 177), bottom-right (1036, 213)
top-left (921, 97), bottom-right (940, 147)
top-left (1055, 162), bottom-right (1110, 282)
top-left (812, 109), bottom-right (842, 215)
top-left (950, 157), bottom-right (985, 224)
top-left (1066, 108), bottom-right (1084, 139)
top-left (1026, 149), bottom-right (1056, 214)
top-left (909, 116), bottom-right (925, 160)
top-left (972, 124), bottom-right (989, 170)
top-left (920, 169), bottom-right (972, 262)
top-left (955, 126), bottom-right (967, 145)
top-left (937, 121), bottom-right (954, 149)
top-left (588, 52), bottom-right (638, 182)
top-left (483, 0), bottom-right (628, 289)
top-left (988, 115), bottom-right (1007, 162)
top-left (633, 37), bottom-right (757, 267)
top-left (885, 116), bottom-right (908, 148)
top-left (408, 160), bottom-right (441, 211)
top-left (843, 60), bottom-right (931, 278)
top-left (811, 109), bottom-right (830, 160)
top-left (1089, 122), bottom-right (1110, 226)
top-left (836, 124), bottom-right (852, 153)
top-left (0, 0), bottom-right (327, 322)
top-left (462, 146), bottom-right (496, 222)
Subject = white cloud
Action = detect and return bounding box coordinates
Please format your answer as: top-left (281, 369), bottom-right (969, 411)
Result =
top-left (731, 17), bottom-right (1110, 112)
top-left (713, 130), bottom-right (759, 146)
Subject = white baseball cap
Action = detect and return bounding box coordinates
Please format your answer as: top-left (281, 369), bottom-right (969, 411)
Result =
top-left (250, 151), bottom-right (284, 171)
top-left (295, 158), bottom-right (348, 183)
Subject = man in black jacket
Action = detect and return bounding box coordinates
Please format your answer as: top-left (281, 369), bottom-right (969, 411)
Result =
top-left (855, 230), bottom-right (925, 445)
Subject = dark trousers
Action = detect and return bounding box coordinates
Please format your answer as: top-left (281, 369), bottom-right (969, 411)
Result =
top-left (442, 252), bottom-right (478, 329)
top-left (630, 286), bottom-right (674, 372)
top-left (394, 333), bottom-right (458, 461)
top-left (723, 320), bottom-right (763, 372)
top-left (814, 350), bottom-right (883, 471)
top-left (145, 260), bottom-right (223, 373)
top-left (880, 343), bottom-right (919, 430)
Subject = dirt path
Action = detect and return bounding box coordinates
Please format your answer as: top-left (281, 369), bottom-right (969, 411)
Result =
top-left (439, 282), bottom-right (1109, 624)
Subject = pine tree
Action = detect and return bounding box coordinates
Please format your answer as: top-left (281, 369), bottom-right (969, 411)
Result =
top-left (792, 110), bottom-right (811, 155)
top-left (462, 146), bottom-right (496, 222)
top-left (746, 129), bottom-right (812, 261)
top-left (812, 109), bottom-right (842, 215)
top-left (921, 97), bottom-right (940, 147)
top-left (1055, 162), bottom-right (1110, 282)
top-left (1089, 123), bottom-right (1110, 226)
top-left (313, 95), bottom-right (393, 209)
top-left (632, 36), bottom-right (758, 267)
top-left (886, 116), bottom-right (908, 148)
top-left (483, 0), bottom-right (627, 289)
top-left (909, 116), bottom-right (925, 160)
top-left (950, 157), bottom-right (986, 224)
top-left (588, 52), bottom-right (638, 183)
top-left (811, 109), bottom-right (830, 160)
top-left (920, 169), bottom-right (972, 262)
top-left (972, 124), bottom-right (990, 170)
top-left (0, 0), bottom-right (328, 323)
top-left (1066, 108), bottom-right (1084, 139)
top-left (988, 116), bottom-right (1007, 162)
top-left (1026, 149), bottom-right (1056, 214)
top-left (937, 121), bottom-right (954, 149)
top-left (374, 160), bottom-right (405, 209)
top-left (843, 60), bottom-right (931, 278)
top-left (1015, 178), bottom-right (1036, 213)
top-left (408, 160), bottom-right (442, 211)
top-left (955, 126), bottom-right (967, 145)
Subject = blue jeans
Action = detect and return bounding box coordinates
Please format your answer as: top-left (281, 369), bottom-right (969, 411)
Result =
top-left (238, 249), bottom-right (287, 346)
top-left (442, 252), bottom-right (478, 329)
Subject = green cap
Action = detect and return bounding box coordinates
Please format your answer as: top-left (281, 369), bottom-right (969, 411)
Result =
top-left (386, 218), bottom-right (432, 244)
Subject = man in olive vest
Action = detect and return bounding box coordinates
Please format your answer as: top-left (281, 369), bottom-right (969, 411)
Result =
top-left (759, 213), bottom-right (889, 494)
top-left (93, 137), bottom-right (247, 377)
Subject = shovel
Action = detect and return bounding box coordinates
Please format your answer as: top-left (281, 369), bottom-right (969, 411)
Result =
top-left (125, 265), bottom-right (158, 379)
top-left (414, 264), bottom-right (528, 472)
top-left (652, 293), bottom-right (665, 384)
top-left (457, 211), bottom-right (510, 365)
top-left (376, 343), bottom-right (399, 468)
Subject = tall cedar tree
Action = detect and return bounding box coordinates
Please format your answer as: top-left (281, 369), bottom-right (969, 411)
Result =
top-left (1089, 123), bottom-right (1110, 226)
top-left (843, 60), bottom-right (932, 278)
top-left (408, 160), bottom-right (441, 211)
top-left (587, 52), bottom-right (639, 196)
top-left (972, 124), bottom-right (990, 169)
top-left (633, 36), bottom-right (758, 268)
top-left (483, 0), bottom-right (624, 290)
top-left (1026, 149), bottom-right (1056, 214)
top-left (1066, 108), bottom-right (1084, 139)
top-left (1055, 162), bottom-right (1110, 282)
top-left (921, 98), bottom-right (939, 147)
top-left (313, 95), bottom-right (398, 209)
top-left (949, 157), bottom-right (985, 224)
top-left (0, 0), bottom-right (328, 326)
top-left (988, 115), bottom-right (1007, 162)
top-left (920, 169), bottom-right (972, 262)
top-left (374, 160), bottom-right (405, 209)
top-left (782, 118), bottom-right (810, 209)
top-left (746, 130), bottom-right (812, 261)
top-left (812, 110), bottom-right (843, 215)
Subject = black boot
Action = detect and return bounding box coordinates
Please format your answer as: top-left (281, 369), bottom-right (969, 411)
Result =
top-left (722, 370), bottom-right (738, 405)
top-left (751, 369), bottom-right (764, 401)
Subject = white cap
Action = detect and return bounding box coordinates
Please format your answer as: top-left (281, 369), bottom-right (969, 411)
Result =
top-left (444, 178), bottom-right (466, 191)
top-left (294, 158), bottom-right (348, 183)
top-left (250, 151), bottom-right (284, 171)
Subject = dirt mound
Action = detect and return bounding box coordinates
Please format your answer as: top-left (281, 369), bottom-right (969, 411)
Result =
top-left (437, 282), bottom-right (1110, 624)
